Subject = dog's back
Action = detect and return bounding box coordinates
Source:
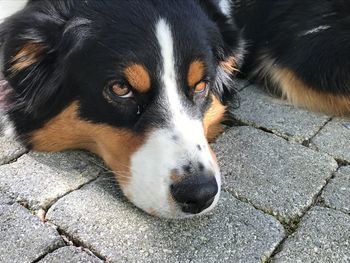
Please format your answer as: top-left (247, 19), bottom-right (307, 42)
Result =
top-left (233, 0), bottom-right (350, 115)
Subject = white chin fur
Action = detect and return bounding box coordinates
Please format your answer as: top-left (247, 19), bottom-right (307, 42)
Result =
top-left (124, 126), bottom-right (221, 219)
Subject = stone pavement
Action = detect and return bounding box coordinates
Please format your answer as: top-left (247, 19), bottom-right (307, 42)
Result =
top-left (0, 84), bottom-right (349, 263)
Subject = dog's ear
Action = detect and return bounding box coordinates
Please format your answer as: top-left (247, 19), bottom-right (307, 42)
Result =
top-left (197, 0), bottom-right (245, 105)
top-left (1, 1), bottom-right (91, 117)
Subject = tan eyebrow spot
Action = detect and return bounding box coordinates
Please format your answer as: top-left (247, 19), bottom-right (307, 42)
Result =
top-left (11, 42), bottom-right (44, 72)
top-left (220, 56), bottom-right (239, 74)
top-left (124, 64), bottom-right (151, 93)
top-left (188, 60), bottom-right (205, 87)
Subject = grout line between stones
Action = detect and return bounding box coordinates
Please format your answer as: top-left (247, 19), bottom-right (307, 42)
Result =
top-left (267, 161), bottom-right (342, 261)
top-left (51, 225), bottom-right (107, 262)
top-left (0, 149), bottom-right (29, 166)
top-left (31, 245), bottom-right (66, 263)
top-left (301, 117), bottom-right (333, 148)
top-left (43, 175), bottom-right (102, 216)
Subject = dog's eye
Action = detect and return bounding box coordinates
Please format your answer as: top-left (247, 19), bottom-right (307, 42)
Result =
top-left (110, 83), bottom-right (134, 98)
top-left (194, 81), bottom-right (207, 94)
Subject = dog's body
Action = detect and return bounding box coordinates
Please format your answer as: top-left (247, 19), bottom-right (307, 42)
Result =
top-left (0, 0), bottom-right (349, 219)
top-left (232, 0), bottom-right (350, 115)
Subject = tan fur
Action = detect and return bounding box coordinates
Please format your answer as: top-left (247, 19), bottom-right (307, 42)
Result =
top-left (124, 64), bottom-right (151, 93)
top-left (203, 95), bottom-right (226, 142)
top-left (220, 56), bottom-right (239, 74)
top-left (11, 42), bottom-right (44, 72)
top-left (188, 60), bottom-right (205, 87)
top-left (270, 68), bottom-right (350, 115)
top-left (30, 102), bottom-right (144, 186)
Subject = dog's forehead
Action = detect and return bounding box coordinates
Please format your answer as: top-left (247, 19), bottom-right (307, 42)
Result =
top-left (85, 1), bottom-right (216, 74)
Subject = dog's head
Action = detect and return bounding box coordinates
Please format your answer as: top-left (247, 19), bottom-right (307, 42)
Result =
top-left (1, 0), bottom-right (243, 218)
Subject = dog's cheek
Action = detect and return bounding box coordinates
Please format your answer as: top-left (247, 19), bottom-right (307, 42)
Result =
top-left (29, 101), bottom-right (146, 190)
top-left (203, 95), bottom-right (226, 142)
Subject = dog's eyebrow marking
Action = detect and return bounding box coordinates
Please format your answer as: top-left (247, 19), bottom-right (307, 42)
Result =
top-left (124, 64), bottom-right (151, 93)
top-left (11, 42), bottom-right (44, 72)
top-left (188, 60), bottom-right (205, 87)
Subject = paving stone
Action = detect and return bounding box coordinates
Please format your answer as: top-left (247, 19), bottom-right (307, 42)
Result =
top-left (0, 151), bottom-right (102, 210)
top-left (0, 135), bottom-right (26, 165)
top-left (230, 86), bottom-right (330, 142)
top-left (321, 166), bottom-right (350, 215)
top-left (212, 127), bottom-right (338, 222)
top-left (312, 118), bottom-right (350, 162)
top-left (0, 115), bottom-right (26, 165)
top-left (0, 195), bottom-right (64, 263)
top-left (46, 176), bottom-right (285, 263)
top-left (39, 246), bottom-right (103, 263)
top-left (273, 207), bottom-right (350, 263)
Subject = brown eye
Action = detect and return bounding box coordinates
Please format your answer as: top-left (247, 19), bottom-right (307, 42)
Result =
top-left (110, 83), bottom-right (134, 98)
top-left (194, 81), bottom-right (207, 93)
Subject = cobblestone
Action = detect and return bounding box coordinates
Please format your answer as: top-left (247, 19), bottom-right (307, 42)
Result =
top-left (273, 207), bottom-right (350, 263)
top-left (230, 86), bottom-right (330, 142)
top-left (212, 127), bottom-right (338, 222)
top-left (0, 151), bottom-right (102, 211)
top-left (38, 246), bottom-right (103, 263)
top-left (0, 193), bottom-right (64, 263)
top-left (312, 118), bottom-right (350, 162)
top-left (0, 135), bottom-right (26, 165)
top-left (321, 166), bottom-right (350, 215)
top-left (46, 176), bottom-right (284, 263)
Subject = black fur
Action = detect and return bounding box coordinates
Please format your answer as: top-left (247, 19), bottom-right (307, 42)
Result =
top-left (0, 0), bottom-right (241, 142)
top-left (232, 0), bottom-right (350, 96)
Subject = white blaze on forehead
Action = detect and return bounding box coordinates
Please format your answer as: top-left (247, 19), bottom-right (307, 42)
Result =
top-left (155, 18), bottom-right (204, 138)
top-left (219, 0), bottom-right (232, 17)
top-left (124, 18), bottom-right (221, 218)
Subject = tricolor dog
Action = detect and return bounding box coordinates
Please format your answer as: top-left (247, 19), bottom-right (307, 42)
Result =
top-left (0, 0), bottom-right (349, 219)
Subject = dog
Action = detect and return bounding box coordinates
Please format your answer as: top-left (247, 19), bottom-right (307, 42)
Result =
top-left (0, 0), bottom-right (349, 219)
top-left (232, 0), bottom-right (350, 115)
top-left (0, 0), bottom-right (243, 219)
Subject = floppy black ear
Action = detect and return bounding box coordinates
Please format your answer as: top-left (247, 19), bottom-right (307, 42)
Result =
top-left (1, 1), bottom-right (91, 117)
top-left (198, 0), bottom-right (245, 105)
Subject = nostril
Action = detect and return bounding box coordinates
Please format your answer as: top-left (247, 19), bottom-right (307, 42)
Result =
top-left (170, 175), bottom-right (218, 214)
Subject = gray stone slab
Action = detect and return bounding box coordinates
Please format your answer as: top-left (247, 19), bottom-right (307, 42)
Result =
top-left (39, 246), bottom-right (103, 263)
top-left (0, 151), bottom-right (102, 210)
top-left (312, 118), bottom-right (350, 162)
top-left (321, 166), bottom-right (350, 215)
top-left (0, 112), bottom-right (26, 165)
top-left (212, 127), bottom-right (338, 222)
top-left (0, 136), bottom-right (26, 165)
top-left (46, 176), bottom-right (285, 263)
top-left (0, 200), bottom-right (64, 263)
top-left (230, 86), bottom-right (330, 142)
top-left (273, 207), bottom-right (350, 263)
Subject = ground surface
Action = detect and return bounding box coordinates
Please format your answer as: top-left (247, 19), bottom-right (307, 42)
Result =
top-left (0, 83), bottom-right (349, 263)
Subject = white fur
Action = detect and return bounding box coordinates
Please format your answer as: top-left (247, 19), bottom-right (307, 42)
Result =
top-left (300, 25), bottom-right (331, 37)
top-left (125, 19), bottom-right (221, 218)
top-left (219, 0), bottom-right (232, 17)
top-left (0, 0), bottom-right (29, 22)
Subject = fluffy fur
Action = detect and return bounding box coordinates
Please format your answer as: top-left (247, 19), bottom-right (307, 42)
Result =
top-left (0, 0), bottom-right (240, 218)
top-left (0, 0), bottom-right (349, 218)
top-left (231, 0), bottom-right (350, 115)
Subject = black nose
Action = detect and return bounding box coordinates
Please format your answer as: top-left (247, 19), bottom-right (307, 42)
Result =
top-left (170, 175), bottom-right (218, 214)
